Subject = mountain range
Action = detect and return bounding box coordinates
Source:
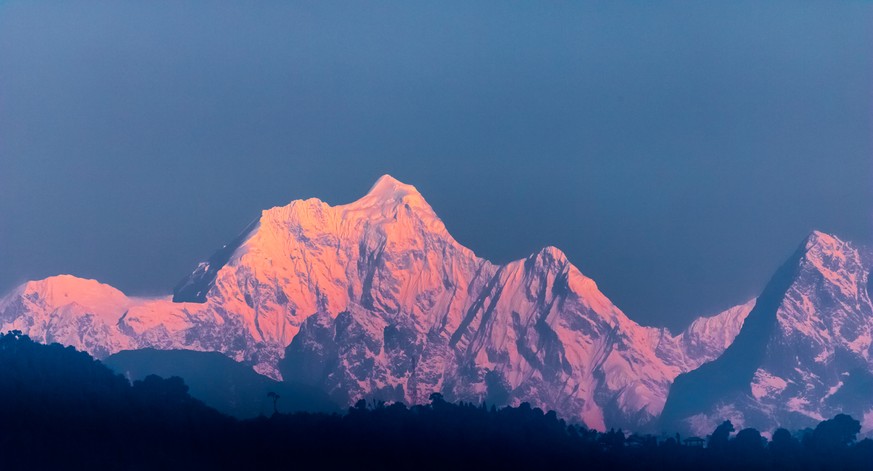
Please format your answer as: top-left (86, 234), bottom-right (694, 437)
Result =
top-left (661, 231), bottom-right (873, 435)
top-left (1, 175), bottom-right (868, 432)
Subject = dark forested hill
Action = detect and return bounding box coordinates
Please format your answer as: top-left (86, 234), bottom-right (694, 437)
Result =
top-left (0, 331), bottom-right (870, 470)
top-left (0, 331), bottom-right (230, 468)
top-left (104, 349), bottom-right (337, 418)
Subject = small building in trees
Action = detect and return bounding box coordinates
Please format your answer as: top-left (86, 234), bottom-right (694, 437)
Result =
top-left (683, 437), bottom-right (705, 448)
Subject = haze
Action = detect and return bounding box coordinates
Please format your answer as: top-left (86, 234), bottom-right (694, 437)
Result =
top-left (0, 1), bottom-right (870, 330)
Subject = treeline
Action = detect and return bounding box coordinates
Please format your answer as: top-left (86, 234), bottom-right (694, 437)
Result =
top-left (0, 331), bottom-right (869, 470)
top-left (241, 398), bottom-right (871, 470)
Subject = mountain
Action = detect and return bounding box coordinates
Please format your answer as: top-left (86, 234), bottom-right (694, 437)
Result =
top-left (0, 276), bottom-right (134, 358)
top-left (653, 299), bottom-right (756, 374)
top-left (0, 175), bottom-right (750, 429)
top-left (661, 231), bottom-right (873, 435)
top-left (0, 275), bottom-right (219, 364)
top-left (103, 349), bottom-right (338, 418)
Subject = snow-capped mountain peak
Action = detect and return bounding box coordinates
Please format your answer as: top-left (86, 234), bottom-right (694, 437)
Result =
top-left (0, 175), bottom-right (755, 429)
top-left (16, 275), bottom-right (128, 319)
top-left (358, 174), bottom-right (429, 208)
top-left (804, 229), bottom-right (842, 250)
top-left (797, 229), bottom-right (866, 301)
top-left (661, 230), bottom-right (873, 435)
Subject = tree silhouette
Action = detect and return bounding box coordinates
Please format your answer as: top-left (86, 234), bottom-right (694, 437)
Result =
top-left (770, 428), bottom-right (799, 469)
top-left (733, 428), bottom-right (765, 452)
top-left (0, 332), bottom-right (871, 470)
top-left (708, 420), bottom-right (735, 451)
top-left (811, 413), bottom-right (861, 451)
top-left (267, 391), bottom-right (280, 416)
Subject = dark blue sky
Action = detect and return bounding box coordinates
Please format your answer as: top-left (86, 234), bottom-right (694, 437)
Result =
top-left (1, 1), bottom-right (870, 330)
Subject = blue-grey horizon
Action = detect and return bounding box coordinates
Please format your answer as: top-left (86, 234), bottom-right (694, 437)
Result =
top-left (1, 1), bottom-right (870, 331)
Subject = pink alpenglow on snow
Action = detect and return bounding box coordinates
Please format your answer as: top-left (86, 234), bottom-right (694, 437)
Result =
top-left (0, 175), bottom-right (752, 429)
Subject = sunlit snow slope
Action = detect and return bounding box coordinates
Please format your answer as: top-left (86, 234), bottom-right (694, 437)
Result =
top-left (0, 175), bottom-right (751, 429)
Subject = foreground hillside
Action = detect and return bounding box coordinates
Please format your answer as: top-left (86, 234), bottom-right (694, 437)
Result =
top-left (0, 332), bottom-right (870, 470)
top-left (104, 349), bottom-right (338, 419)
top-left (0, 332), bottom-right (230, 468)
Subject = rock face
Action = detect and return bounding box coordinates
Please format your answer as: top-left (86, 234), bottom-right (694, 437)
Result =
top-left (0, 175), bottom-right (751, 429)
top-left (661, 231), bottom-right (873, 435)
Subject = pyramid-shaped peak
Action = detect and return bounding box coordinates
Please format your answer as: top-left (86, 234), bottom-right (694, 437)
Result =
top-left (802, 230), bottom-right (848, 252)
top-left (350, 174), bottom-right (433, 214)
top-left (365, 174), bottom-right (422, 199)
top-left (807, 229), bottom-right (839, 244)
top-left (790, 230), bottom-right (867, 302)
top-left (535, 245), bottom-right (569, 262)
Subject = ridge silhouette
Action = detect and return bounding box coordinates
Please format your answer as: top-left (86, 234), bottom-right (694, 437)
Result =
top-left (0, 331), bottom-right (869, 470)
